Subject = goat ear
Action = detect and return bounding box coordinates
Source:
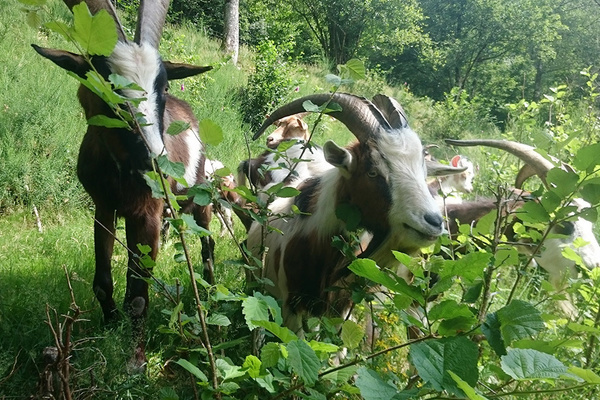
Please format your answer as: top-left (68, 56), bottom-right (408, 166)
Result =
top-left (164, 61), bottom-right (213, 80)
top-left (32, 44), bottom-right (89, 77)
top-left (427, 159), bottom-right (467, 177)
top-left (323, 140), bottom-right (354, 177)
top-left (451, 155), bottom-right (461, 167)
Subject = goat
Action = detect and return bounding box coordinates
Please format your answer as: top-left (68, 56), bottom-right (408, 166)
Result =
top-left (428, 155), bottom-right (475, 204)
top-left (237, 114), bottom-right (314, 192)
top-left (445, 139), bottom-right (600, 317)
top-left (246, 93), bottom-right (445, 332)
top-left (32, 0), bottom-right (214, 367)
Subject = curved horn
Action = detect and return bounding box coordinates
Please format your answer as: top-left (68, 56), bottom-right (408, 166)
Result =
top-left (445, 138), bottom-right (555, 188)
top-left (252, 93), bottom-right (392, 142)
top-left (371, 94), bottom-right (409, 129)
top-left (63, 0), bottom-right (127, 42)
top-left (134, 0), bottom-right (170, 48)
top-left (515, 164), bottom-right (537, 189)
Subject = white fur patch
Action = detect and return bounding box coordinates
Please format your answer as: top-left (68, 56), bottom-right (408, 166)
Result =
top-left (108, 42), bottom-right (165, 156)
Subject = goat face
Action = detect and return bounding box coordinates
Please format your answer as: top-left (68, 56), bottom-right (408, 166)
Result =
top-left (266, 115), bottom-right (310, 149)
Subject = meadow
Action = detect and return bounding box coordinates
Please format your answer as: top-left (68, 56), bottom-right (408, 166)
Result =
top-left (2, 0), bottom-right (600, 399)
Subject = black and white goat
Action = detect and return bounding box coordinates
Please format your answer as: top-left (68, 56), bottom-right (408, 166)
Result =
top-left (445, 139), bottom-right (600, 317)
top-left (246, 93), bottom-right (446, 332)
top-left (32, 0), bottom-right (214, 366)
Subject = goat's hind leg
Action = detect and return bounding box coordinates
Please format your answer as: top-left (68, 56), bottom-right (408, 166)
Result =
top-left (194, 204), bottom-right (215, 284)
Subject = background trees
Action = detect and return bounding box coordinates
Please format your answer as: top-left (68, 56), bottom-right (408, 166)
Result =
top-left (170, 0), bottom-right (600, 122)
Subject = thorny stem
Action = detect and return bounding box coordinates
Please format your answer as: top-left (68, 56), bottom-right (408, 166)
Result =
top-left (154, 160), bottom-right (220, 397)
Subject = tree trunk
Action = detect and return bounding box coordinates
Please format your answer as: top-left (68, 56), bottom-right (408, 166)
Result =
top-left (223, 0), bottom-right (239, 65)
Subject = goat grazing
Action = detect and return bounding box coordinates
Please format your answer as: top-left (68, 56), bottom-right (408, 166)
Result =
top-left (428, 155), bottom-right (475, 204)
top-left (445, 139), bottom-right (600, 317)
top-left (246, 93), bottom-right (445, 332)
top-left (32, 0), bottom-right (214, 367)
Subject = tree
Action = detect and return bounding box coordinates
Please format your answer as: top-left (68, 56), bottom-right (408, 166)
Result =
top-left (222, 0), bottom-right (239, 65)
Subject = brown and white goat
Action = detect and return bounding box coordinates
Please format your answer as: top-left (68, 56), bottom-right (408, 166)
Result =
top-left (445, 139), bottom-right (600, 317)
top-left (32, 0), bottom-right (214, 367)
top-left (237, 114), bottom-right (314, 191)
top-left (246, 93), bottom-right (445, 332)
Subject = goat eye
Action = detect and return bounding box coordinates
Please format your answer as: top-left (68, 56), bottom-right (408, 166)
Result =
top-left (367, 169), bottom-right (378, 178)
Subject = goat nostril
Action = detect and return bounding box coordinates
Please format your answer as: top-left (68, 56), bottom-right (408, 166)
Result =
top-left (424, 212), bottom-right (443, 228)
top-left (267, 137), bottom-right (273, 143)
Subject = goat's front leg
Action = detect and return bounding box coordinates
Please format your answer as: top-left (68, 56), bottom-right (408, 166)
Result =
top-left (93, 207), bottom-right (118, 323)
top-left (123, 204), bottom-right (161, 368)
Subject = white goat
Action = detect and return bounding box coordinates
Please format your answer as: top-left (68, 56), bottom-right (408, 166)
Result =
top-left (428, 155), bottom-right (475, 205)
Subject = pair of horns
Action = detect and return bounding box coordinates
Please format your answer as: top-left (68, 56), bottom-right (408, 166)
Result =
top-left (63, 0), bottom-right (169, 48)
top-left (253, 93), bottom-right (411, 144)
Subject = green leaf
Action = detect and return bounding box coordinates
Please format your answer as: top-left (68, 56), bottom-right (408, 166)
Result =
top-left (440, 252), bottom-right (490, 283)
top-left (547, 168), bottom-right (579, 198)
top-left (286, 340), bottom-right (321, 386)
top-left (44, 21), bottom-right (71, 40)
top-left (276, 186), bottom-right (301, 198)
top-left (87, 115), bottom-right (129, 128)
top-left (348, 259), bottom-right (424, 304)
top-left (180, 213), bottom-right (211, 236)
top-left (482, 312), bottom-right (506, 357)
top-left (198, 118), bottom-right (223, 146)
top-left (71, 3), bottom-right (117, 56)
top-left (216, 358), bottom-right (245, 381)
top-left (156, 155), bottom-right (186, 181)
top-left (242, 295), bottom-right (270, 330)
top-left (205, 313), bottom-right (231, 326)
top-left (568, 366), bottom-right (600, 383)
top-left (174, 359), bottom-right (208, 382)
top-left (580, 183), bottom-right (600, 206)
top-left (325, 74), bottom-right (342, 87)
top-left (497, 300), bottom-right (544, 345)
top-left (252, 320), bottom-right (298, 343)
top-left (447, 371), bottom-right (488, 400)
top-left (500, 348), bottom-right (567, 380)
top-left (260, 342), bottom-right (281, 368)
top-left (242, 355), bottom-right (261, 379)
top-left (308, 340), bottom-right (339, 354)
top-left (166, 120), bottom-right (191, 136)
top-left (355, 367), bottom-right (401, 400)
top-left (409, 336), bottom-right (479, 397)
top-left (26, 10), bottom-right (41, 28)
top-left (158, 387), bottom-right (179, 400)
top-left (567, 322), bottom-right (600, 334)
top-left (574, 143), bottom-right (600, 172)
top-left (343, 59), bottom-right (367, 80)
top-left (336, 203), bottom-right (361, 231)
top-left (341, 320), bottom-right (364, 349)
top-left (518, 201), bottom-right (550, 224)
top-left (428, 300), bottom-right (474, 322)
